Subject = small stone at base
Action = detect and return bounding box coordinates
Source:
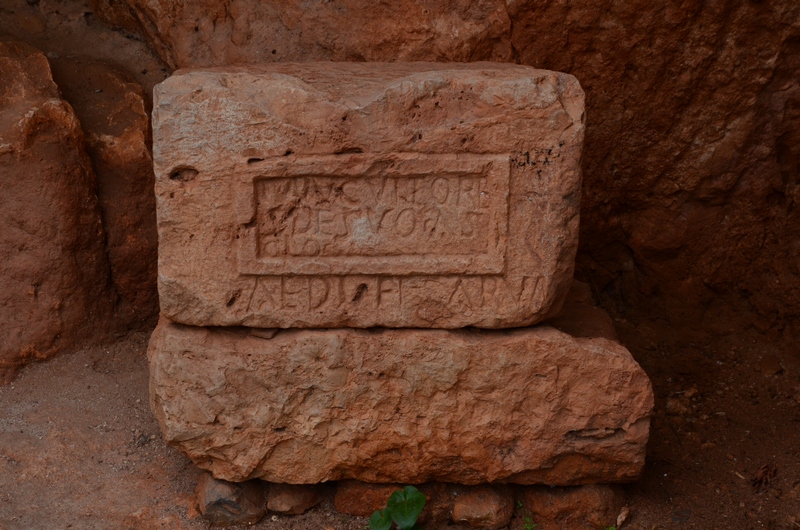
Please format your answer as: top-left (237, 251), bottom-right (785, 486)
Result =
top-left (267, 483), bottom-right (323, 515)
top-left (195, 473), bottom-right (265, 527)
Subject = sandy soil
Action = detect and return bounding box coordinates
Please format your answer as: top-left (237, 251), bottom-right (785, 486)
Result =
top-left (1, 321), bottom-right (799, 529)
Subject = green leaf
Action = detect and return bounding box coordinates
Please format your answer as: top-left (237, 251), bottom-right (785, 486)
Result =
top-left (387, 486), bottom-right (426, 530)
top-left (369, 508), bottom-right (392, 530)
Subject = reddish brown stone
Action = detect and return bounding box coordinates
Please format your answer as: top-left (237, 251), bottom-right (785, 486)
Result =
top-left (148, 319), bottom-right (653, 485)
top-left (452, 486), bottom-right (513, 529)
top-left (333, 482), bottom-right (401, 518)
top-left (49, 56), bottom-right (159, 328)
top-left (195, 472), bottom-right (266, 527)
top-left (519, 484), bottom-right (625, 530)
top-left (544, 280), bottom-right (617, 340)
top-left (152, 62), bottom-right (584, 329)
top-left (266, 484), bottom-right (323, 515)
top-left (0, 38), bottom-right (114, 381)
top-left (92, 1), bottom-right (513, 69)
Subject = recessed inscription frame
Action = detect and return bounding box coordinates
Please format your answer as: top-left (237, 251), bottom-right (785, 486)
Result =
top-left (234, 153), bottom-right (510, 276)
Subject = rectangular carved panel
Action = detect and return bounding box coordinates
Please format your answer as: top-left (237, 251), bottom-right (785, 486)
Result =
top-left (237, 154), bottom-right (508, 275)
top-left (152, 62), bottom-right (585, 328)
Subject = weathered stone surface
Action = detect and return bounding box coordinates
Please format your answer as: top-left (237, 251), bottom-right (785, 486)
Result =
top-left (507, 1), bottom-right (800, 335)
top-left (519, 484), bottom-right (625, 530)
top-left (195, 472), bottom-right (266, 527)
top-left (0, 38), bottom-right (114, 380)
top-left (49, 56), bottom-right (159, 328)
top-left (153, 62), bottom-right (584, 329)
top-left (148, 319), bottom-right (652, 485)
top-left (451, 486), bottom-right (513, 529)
top-left (266, 483), bottom-right (323, 515)
top-left (91, 1), bottom-right (513, 70)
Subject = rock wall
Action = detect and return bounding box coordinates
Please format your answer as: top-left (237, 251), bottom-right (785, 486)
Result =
top-left (510, 2), bottom-right (800, 337)
top-left (0, 39), bottom-right (116, 380)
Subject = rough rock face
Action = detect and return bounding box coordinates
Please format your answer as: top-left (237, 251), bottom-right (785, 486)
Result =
top-left (152, 62), bottom-right (584, 329)
top-left (0, 38), bottom-right (114, 380)
top-left (49, 56), bottom-right (159, 327)
top-left (148, 319), bottom-right (653, 485)
top-left (91, 0), bottom-right (800, 336)
top-left (508, 1), bottom-right (800, 334)
top-left (90, 0), bottom-right (513, 70)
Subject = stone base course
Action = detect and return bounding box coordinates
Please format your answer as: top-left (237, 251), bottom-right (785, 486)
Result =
top-left (149, 319), bottom-right (652, 485)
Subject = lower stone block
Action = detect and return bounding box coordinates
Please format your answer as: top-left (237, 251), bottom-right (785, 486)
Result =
top-left (149, 319), bottom-right (653, 485)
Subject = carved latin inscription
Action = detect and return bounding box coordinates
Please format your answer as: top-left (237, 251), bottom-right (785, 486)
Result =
top-left (237, 154), bottom-right (509, 275)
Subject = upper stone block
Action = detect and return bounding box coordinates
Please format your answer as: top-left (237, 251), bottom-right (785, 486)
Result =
top-left (153, 63), bottom-right (584, 328)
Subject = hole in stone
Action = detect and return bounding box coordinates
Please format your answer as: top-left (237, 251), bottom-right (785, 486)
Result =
top-left (226, 291), bottom-right (241, 307)
top-left (284, 150), bottom-right (293, 156)
top-left (169, 167), bottom-right (198, 182)
top-left (352, 284), bottom-right (368, 301)
top-left (247, 157), bottom-right (264, 164)
top-left (334, 147), bottom-right (364, 155)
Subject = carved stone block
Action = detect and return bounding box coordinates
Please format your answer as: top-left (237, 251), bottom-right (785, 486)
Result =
top-left (152, 62), bottom-right (584, 328)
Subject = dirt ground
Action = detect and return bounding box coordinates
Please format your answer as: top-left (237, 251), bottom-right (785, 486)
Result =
top-left (1, 318), bottom-right (800, 530)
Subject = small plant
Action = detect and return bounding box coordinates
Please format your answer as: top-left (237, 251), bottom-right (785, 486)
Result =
top-left (516, 500), bottom-right (537, 530)
top-left (369, 486), bottom-right (426, 530)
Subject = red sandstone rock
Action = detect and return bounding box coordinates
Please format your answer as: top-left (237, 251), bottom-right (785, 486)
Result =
top-left (0, 38), bottom-right (114, 380)
top-left (152, 62), bottom-right (584, 329)
top-left (519, 484), bottom-right (625, 530)
top-left (93, 1), bottom-right (512, 69)
top-left (333, 482), bottom-right (401, 518)
top-left (508, 1), bottom-right (800, 333)
top-left (148, 319), bottom-right (653, 485)
top-left (451, 486), bottom-right (513, 529)
top-left (195, 472), bottom-right (266, 526)
top-left (49, 56), bottom-right (159, 328)
top-left (266, 484), bottom-right (323, 515)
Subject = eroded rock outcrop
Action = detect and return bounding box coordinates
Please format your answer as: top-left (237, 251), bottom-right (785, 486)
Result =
top-left (49, 56), bottom-right (159, 327)
top-left (0, 38), bottom-right (115, 380)
top-left (90, 0), bottom-right (513, 69)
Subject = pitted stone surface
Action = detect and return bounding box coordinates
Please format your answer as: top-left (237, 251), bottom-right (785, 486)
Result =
top-left (148, 319), bottom-right (652, 485)
top-left (152, 62), bottom-right (584, 328)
